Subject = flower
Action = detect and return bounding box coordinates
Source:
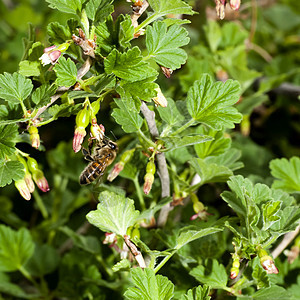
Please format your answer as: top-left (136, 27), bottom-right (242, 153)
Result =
top-left (73, 126), bottom-right (87, 153)
top-left (152, 87), bottom-right (168, 107)
top-left (24, 173), bottom-right (35, 193)
top-left (143, 173), bottom-right (154, 195)
top-left (15, 179), bottom-right (31, 201)
top-left (39, 49), bottom-right (61, 66)
top-left (230, 0), bottom-right (241, 10)
top-left (107, 162), bottom-right (124, 181)
top-left (257, 248), bottom-right (279, 274)
top-left (27, 157), bottom-right (50, 192)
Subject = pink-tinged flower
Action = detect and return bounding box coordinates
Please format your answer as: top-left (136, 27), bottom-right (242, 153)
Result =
top-left (73, 126), bottom-right (86, 153)
top-left (15, 179), bottom-right (31, 201)
top-left (103, 233), bottom-right (117, 244)
top-left (90, 119), bottom-right (105, 142)
top-left (107, 162), bottom-right (124, 182)
top-left (143, 173), bottom-right (154, 195)
top-left (215, 0), bottom-right (226, 20)
top-left (24, 173), bottom-right (35, 193)
top-left (39, 49), bottom-right (61, 66)
top-left (152, 87), bottom-right (168, 107)
top-left (32, 170), bottom-right (50, 192)
top-left (260, 256), bottom-right (279, 274)
top-left (230, 0), bottom-right (241, 10)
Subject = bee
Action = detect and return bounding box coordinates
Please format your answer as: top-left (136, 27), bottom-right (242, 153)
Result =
top-left (79, 137), bottom-right (118, 185)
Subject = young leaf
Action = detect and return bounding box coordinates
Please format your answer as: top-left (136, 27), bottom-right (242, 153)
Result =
top-left (157, 98), bottom-right (184, 127)
top-left (119, 14), bottom-right (134, 49)
top-left (104, 47), bottom-right (158, 82)
top-left (0, 124), bottom-right (19, 160)
top-left (190, 259), bottom-right (228, 289)
top-left (54, 56), bottom-right (77, 87)
top-left (262, 200), bottom-right (281, 230)
top-left (85, 0), bottom-right (114, 24)
top-left (252, 265), bottom-right (270, 289)
top-left (0, 72), bottom-right (33, 105)
top-left (31, 84), bottom-right (56, 107)
top-left (148, 0), bottom-right (194, 17)
top-left (45, 0), bottom-right (85, 15)
top-left (146, 21), bottom-right (190, 70)
top-left (124, 268), bottom-right (174, 300)
top-left (86, 191), bottom-right (140, 236)
top-left (0, 160), bottom-right (25, 187)
top-left (0, 225), bottom-right (34, 272)
top-left (47, 22), bottom-right (71, 44)
top-left (112, 97), bottom-right (143, 133)
top-left (18, 60), bottom-right (40, 77)
top-left (180, 285), bottom-right (211, 300)
top-left (270, 157), bottom-right (300, 193)
top-left (186, 74), bottom-right (242, 130)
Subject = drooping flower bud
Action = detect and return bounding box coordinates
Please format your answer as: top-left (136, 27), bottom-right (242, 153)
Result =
top-left (28, 125), bottom-right (40, 149)
top-left (90, 119), bottom-right (105, 142)
top-left (24, 173), bottom-right (35, 193)
top-left (39, 43), bottom-right (70, 66)
top-left (27, 157), bottom-right (50, 192)
top-left (108, 149), bottom-right (135, 181)
top-left (152, 87), bottom-right (168, 107)
top-left (258, 248), bottom-right (279, 274)
top-left (143, 160), bottom-right (156, 195)
top-left (230, 256), bottom-right (240, 279)
top-left (230, 0), bottom-right (241, 10)
top-left (73, 107), bottom-right (90, 152)
top-left (15, 179), bottom-right (31, 201)
top-left (190, 193), bottom-right (210, 221)
top-left (215, 0), bottom-right (226, 20)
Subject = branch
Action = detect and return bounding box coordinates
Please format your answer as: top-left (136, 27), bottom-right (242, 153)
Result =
top-left (271, 224), bottom-right (300, 259)
top-left (32, 57), bottom-right (93, 122)
top-left (140, 102), bottom-right (171, 227)
top-left (124, 235), bottom-right (146, 268)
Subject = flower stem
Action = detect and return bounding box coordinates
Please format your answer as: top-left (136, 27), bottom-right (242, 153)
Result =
top-left (169, 118), bottom-right (195, 136)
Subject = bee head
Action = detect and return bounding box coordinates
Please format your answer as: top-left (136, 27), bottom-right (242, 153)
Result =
top-left (108, 141), bottom-right (118, 151)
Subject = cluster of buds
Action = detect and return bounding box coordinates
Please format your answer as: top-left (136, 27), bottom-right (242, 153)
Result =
top-left (73, 106), bottom-right (90, 153)
top-left (39, 42), bottom-right (70, 66)
top-left (152, 87), bottom-right (168, 107)
top-left (28, 125), bottom-right (40, 149)
top-left (257, 247), bottom-right (279, 274)
top-left (215, 0), bottom-right (241, 20)
top-left (15, 156), bottom-right (49, 200)
top-left (143, 159), bottom-right (156, 195)
top-left (190, 193), bottom-right (210, 221)
top-left (108, 148), bottom-right (135, 181)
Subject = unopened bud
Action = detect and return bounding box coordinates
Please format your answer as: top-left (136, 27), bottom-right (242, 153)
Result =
top-left (27, 157), bottom-right (50, 192)
top-left (107, 162), bottom-right (124, 181)
top-left (143, 173), bottom-right (154, 195)
top-left (230, 0), bottom-right (241, 10)
top-left (28, 126), bottom-right (40, 149)
top-left (258, 248), bottom-right (278, 274)
top-left (152, 87), bottom-right (168, 107)
top-left (230, 257), bottom-right (240, 279)
top-left (15, 179), bottom-right (31, 201)
top-left (73, 126), bottom-right (86, 153)
top-left (24, 173), bottom-right (35, 193)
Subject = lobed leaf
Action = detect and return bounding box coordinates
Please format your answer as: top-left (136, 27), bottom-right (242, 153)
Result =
top-left (0, 124), bottom-right (19, 160)
top-left (157, 98), bottom-right (184, 128)
top-left (148, 0), bottom-right (194, 17)
top-left (45, 0), bottom-right (85, 15)
top-left (31, 84), bottom-right (56, 108)
top-left (85, 0), bottom-right (114, 24)
top-left (0, 160), bottom-right (25, 187)
top-left (252, 265), bottom-right (270, 289)
top-left (54, 56), bottom-right (77, 87)
top-left (180, 285), bottom-right (211, 300)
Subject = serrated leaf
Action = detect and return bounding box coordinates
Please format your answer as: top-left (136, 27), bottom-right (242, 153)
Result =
top-left (252, 265), bottom-right (270, 289)
top-left (0, 225), bottom-right (35, 272)
top-left (54, 56), bottom-right (77, 87)
top-left (86, 191), bottom-right (140, 236)
top-left (124, 268), bottom-right (174, 300)
top-left (148, 0), bottom-right (194, 17)
top-left (146, 21), bottom-right (189, 70)
top-left (253, 285), bottom-right (292, 300)
top-left (176, 227), bottom-right (223, 249)
top-left (85, 0), bottom-right (114, 24)
top-left (160, 135), bottom-right (213, 151)
top-left (203, 21), bottom-right (221, 52)
top-left (31, 84), bottom-right (56, 107)
top-left (104, 47), bottom-right (158, 82)
top-left (157, 98), bottom-right (184, 127)
top-left (45, 0), bottom-right (85, 14)
top-left (0, 160), bottom-right (25, 187)
top-left (47, 22), bottom-right (71, 44)
top-left (19, 60), bottom-right (40, 77)
top-left (112, 259), bottom-right (131, 272)
top-left (190, 259), bottom-right (227, 289)
top-left (119, 14), bottom-right (134, 49)
top-left (48, 103), bottom-right (81, 119)
top-left (194, 127), bottom-right (231, 158)
top-left (270, 157), bottom-right (300, 193)
top-left (180, 285), bottom-right (211, 300)
top-left (0, 72), bottom-right (33, 104)
top-left (0, 124), bottom-right (19, 160)
top-left (186, 74), bottom-right (242, 130)
top-left (262, 200), bottom-right (281, 230)
top-left (112, 97), bottom-right (143, 133)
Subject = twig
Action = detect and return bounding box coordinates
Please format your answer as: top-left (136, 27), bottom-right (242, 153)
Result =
top-left (32, 57), bottom-right (93, 121)
top-left (271, 224), bottom-right (300, 259)
top-left (140, 102), bottom-right (171, 227)
top-left (124, 235), bottom-right (146, 268)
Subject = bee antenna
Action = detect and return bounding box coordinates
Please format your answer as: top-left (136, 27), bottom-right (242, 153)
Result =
top-left (110, 131), bottom-right (117, 141)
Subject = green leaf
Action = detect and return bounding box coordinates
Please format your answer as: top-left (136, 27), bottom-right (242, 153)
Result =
top-left (0, 72), bottom-right (33, 104)
top-left (47, 22), bottom-right (71, 44)
top-left (112, 259), bottom-right (131, 272)
top-left (148, 0), bottom-right (194, 17)
top-left (112, 97), bottom-right (143, 133)
top-left (0, 225), bottom-right (35, 272)
top-left (86, 191), bottom-right (140, 236)
top-left (180, 285), bottom-right (211, 300)
top-left (25, 244), bottom-right (60, 277)
top-left (194, 127), bottom-right (231, 158)
top-left (54, 56), bottom-right (77, 87)
top-left (203, 21), bottom-right (222, 52)
top-left (190, 259), bottom-right (228, 289)
top-left (124, 268), bottom-right (174, 300)
top-left (252, 285), bottom-right (293, 300)
top-left (186, 74), bottom-right (242, 130)
top-left (45, 0), bottom-right (85, 14)
top-left (160, 135), bottom-right (213, 151)
top-left (146, 21), bottom-right (189, 70)
top-left (119, 14), bottom-right (134, 49)
top-left (176, 226), bottom-right (223, 249)
top-left (0, 280), bottom-right (36, 299)
top-left (18, 60), bottom-right (40, 77)
top-left (262, 200), bottom-right (281, 230)
top-left (0, 124), bottom-right (19, 160)
top-left (31, 84), bottom-right (56, 107)
top-left (270, 157), bottom-right (300, 193)
top-left (85, 0), bottom-right (114, 24)
top-left (104, 47), bottom-right (158, 82)
top-left (252, 265), bottom-right (270, 289)
top-left (48, 103), bottom-right (81, 119)
top-left (157, 98), bottom-right (184, 127)
top-left (0, 160), bottom-right (25, 187)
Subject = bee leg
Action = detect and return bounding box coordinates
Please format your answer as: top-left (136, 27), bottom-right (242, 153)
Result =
top-left (82, 148), bottom-right (94, 161)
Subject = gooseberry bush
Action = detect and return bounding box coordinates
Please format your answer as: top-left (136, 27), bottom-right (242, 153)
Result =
top-left (0, 0), bottom-right (300, 299)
